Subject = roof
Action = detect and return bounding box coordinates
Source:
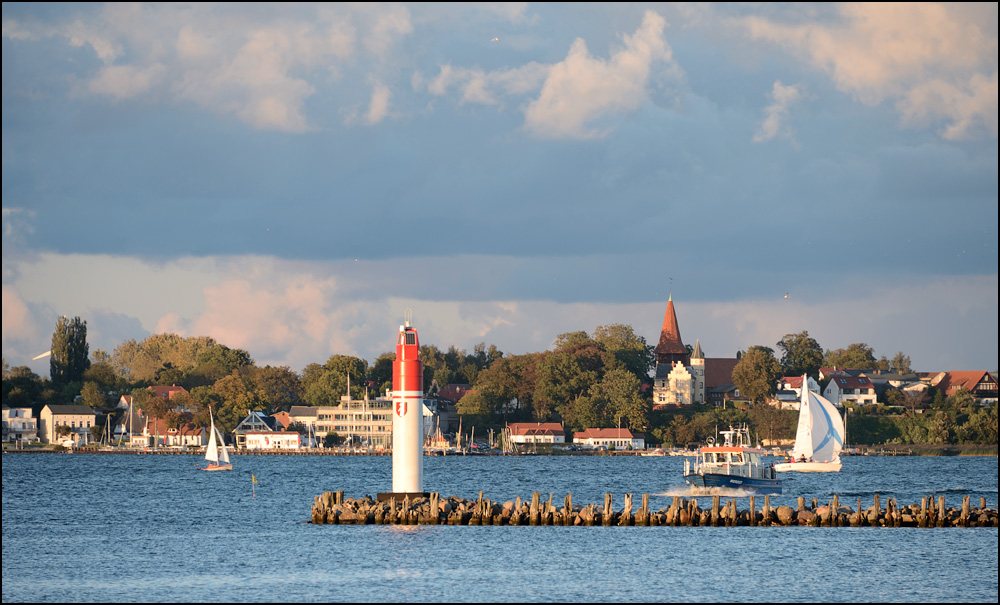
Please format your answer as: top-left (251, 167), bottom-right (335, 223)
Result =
top-left (438, 384), bottom-right (473, 403)
top-left (653, 296), bottom-right (688, 359)
top-left (149, 385), bottom-right (189, 399)
top-left (288, 406), bottom-right (318, 418)
top-left (935, 371), bottom-right (996, 396)
top-left (508, 422), bottom-right (564, 437)
top-left (271, 411), bottom-right (292, 429)
top-left (573, 428), bottom-right (644, 440)
top-left (704, 358), bottom-right (740, 389)
top-left (42, 405), bottom-right (96, 416)
top-left (828, 375), bottom-right (873, 389)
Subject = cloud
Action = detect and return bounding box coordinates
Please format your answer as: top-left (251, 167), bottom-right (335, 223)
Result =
top-left (740, 2), bottom-right (998, 140)
top-left (421, 10), bottom-right (678, 139)
top-left (753, 80), bottom-right (803, 144)
top-left (523, 10), bottom-right (675, 139)
top-left (7, 4), bottom-right (414, 133)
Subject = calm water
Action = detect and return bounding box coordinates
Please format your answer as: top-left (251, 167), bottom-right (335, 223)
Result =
top-left (3, 452), bottom-right (997, 603)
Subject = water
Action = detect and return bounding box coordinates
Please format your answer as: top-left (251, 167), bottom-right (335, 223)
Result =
top-left (3, 452), bottom-right (997, 603)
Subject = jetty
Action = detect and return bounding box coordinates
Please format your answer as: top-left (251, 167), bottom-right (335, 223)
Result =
top-left (309, 491), bottom-right (998, 527)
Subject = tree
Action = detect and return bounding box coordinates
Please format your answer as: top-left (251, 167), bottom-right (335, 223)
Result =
top-left (80, 381), bottom-right (107, 408)
top-left (775, 331), bottom-right (823, 378)
top-left (731, 346), bottom-right (781, 406)
top-left (824, 343), bottom-right (878, 370)
top-left (50, 316), bottom-right (90, 385)
top-left (889, 352), bottom-right (912, 374)
top-left (592, 323), bottom-right (654, 380)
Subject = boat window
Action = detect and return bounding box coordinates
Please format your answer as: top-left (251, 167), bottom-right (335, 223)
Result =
top-left (732, 453), bottom-right (743, 463)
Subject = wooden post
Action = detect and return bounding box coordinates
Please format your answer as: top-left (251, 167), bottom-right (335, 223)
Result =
top-left (603, 493), bottom-right (614, 526)
top-left (763, 495), bottom-right (771, 526)
top-left (937, 495), bottom-right (946, 528)
top-left (712, 495), bottom-right (721, 526)
top-left (530, 492), bottom-right (540, 526)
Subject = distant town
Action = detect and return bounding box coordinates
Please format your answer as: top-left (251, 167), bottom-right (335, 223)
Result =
top-left (3, 300), bottom-right (997, 451)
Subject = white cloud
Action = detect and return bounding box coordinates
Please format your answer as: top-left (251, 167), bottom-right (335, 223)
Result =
top-left (365, 80), bottom-right (392, 124)
top-left (740, 2), bottom-right (998, 139)
top-left (10, 5), bottom-right (413, 133)
top-left (754, 80), bottom-right (803, 144)
top-left (524, 10), bottom-right (675, 139)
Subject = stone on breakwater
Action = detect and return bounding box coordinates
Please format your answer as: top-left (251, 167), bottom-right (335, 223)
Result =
top-left (308, 491), bottom-right (999, 528)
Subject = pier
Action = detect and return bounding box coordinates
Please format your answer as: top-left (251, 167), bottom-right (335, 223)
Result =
top-left (309, 491), bottom-right (999, 527)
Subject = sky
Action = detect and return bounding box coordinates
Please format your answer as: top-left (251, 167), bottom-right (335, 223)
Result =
top-left (2, 2), bottom-right (997, 378)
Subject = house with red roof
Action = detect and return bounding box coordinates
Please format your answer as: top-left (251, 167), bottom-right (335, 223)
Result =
top-left (931, 371), bottom-right (998, 405)
top-left (822, 374), bottom-right (876, 406)
top-left (507, 422), bottom-right (565, 444)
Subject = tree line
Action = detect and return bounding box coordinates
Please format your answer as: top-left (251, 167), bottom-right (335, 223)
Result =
top-left (1, 320), bottom-right (995, 446)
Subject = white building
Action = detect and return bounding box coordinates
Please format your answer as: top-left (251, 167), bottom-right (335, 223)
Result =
top-left (823, 374), bottom-right (876, 406)
top-left (245, 431), bottom-right (302, 450)
top-left (39, 405), bottom-right (97, 445)
top-left (2, 406), bottom-right (39, 443)
top-left (572, 428), bottom-right (646, 450)
top-left (507, 422), bottom-right (566, 444)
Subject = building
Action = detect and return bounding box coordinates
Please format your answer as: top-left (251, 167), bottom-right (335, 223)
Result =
top-left (774, 376), bottom-right (823, 409)
top-left (233, 411), bottom-right (278, 448)
top-left (244, 431), bottom-right (302, 450)
top-left (572, 428), bottom-right (645, 450)
top-left (38, 405), bottom-right (97, 445)
top-left (823, 374), bottom-right (876, 406)
top-left (930, 371), bottom-right (999, 405)
top-left (652, 296), bottom-right (742, 408)
top-left (507, 422), bottom-right (566, 444)
top-left (2, 406), bottom-right (39, 443)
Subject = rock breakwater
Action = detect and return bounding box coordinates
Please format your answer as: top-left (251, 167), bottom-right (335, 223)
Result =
top-left (310, 491), bottom-right (998, 527)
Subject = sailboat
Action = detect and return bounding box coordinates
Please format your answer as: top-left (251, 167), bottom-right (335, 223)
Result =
top-left (774, 375), bottom-right (845, 473)
top-left (201, 408), bottom-right (233, 471)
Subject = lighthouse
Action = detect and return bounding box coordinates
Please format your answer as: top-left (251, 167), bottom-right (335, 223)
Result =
top-left (390, 312), bottom-right (424, 495)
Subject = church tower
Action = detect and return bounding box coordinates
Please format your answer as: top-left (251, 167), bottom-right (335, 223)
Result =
top-left (652, 294), bottom-right (692, 407)
top-left (654, 294), bottom-right (689, 367)
top-left (690, 339), bottom-right (706, 404)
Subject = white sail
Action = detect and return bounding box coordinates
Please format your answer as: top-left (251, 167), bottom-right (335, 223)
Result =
top-left (790, 378), bottom-right (844, 464)
top-left (205, 418), bottom-right (219, 464)
top-left (216, 425), bottom-right (230, 465)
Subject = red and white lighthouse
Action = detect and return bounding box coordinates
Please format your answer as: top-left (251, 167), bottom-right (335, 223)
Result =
top-left (391, 312), bottom-right (423, 494)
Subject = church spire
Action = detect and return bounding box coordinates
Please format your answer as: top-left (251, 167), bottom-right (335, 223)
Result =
top-left (654, 296), bottom-right (689, 365)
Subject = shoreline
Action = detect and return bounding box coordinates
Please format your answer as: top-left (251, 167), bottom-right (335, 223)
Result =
top-left (3, 444), bottom-right (997, 456)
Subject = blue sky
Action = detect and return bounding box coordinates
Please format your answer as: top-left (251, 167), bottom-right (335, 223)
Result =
top-left (3, 3), bottom-right (997, 377)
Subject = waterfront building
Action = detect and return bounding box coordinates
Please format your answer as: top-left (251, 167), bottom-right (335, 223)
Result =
top-left (244, 431), bottom-right (302, 450)
top-left (572, 428), bottom-right (645, 450)
top-left (507, 422), bottom-right (566, 444)
top-left (38, 404), bottom-right (97, 445)
top-left (233, 411), bottom-right (278, 448)
top-left (2, 405), bottom-right (39, 443)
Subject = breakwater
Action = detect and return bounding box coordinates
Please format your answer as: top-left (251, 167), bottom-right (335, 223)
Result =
top-left (310, 490), bottom-right (998, 527)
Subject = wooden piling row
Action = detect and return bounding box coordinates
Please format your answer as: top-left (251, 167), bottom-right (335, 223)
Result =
top-left (309, 491), bottom-right (999, 527)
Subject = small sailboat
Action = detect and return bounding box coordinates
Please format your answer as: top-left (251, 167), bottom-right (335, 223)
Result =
top-left (201, 408), bottom-right (233, 471)
top-left (774, 375), bottom-right (844, 473)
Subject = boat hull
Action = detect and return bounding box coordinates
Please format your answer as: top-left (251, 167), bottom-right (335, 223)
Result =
top-left (201, 464), bottom-right (233, 471)
top-left (773, 461), bottom-right (841, 473)
top-left (683, 472), bottom-right (782, 495)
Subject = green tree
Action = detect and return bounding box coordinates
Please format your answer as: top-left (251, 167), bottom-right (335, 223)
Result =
top-left (824, 343), bottom-right (878, 370)
top-left (592, 323), bottom-right (654, 380)
top-left (889, 352), bottom-right (913, 374)
top-left (731, 346), bottom-right (781, 406)
top-left (775, 331), bottom-right (823, 378)
top-left (50, 316), bottom-right (90, 385)
top-left (80, 381), bottom-right (107, 408)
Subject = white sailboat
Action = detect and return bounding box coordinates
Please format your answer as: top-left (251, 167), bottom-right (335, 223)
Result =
top-left (201, 408), bottom-right (233, 471)
top-left (774, 375), bottom-right (845, 473)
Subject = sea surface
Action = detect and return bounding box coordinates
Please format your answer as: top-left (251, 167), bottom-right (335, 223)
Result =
top-left (3, 452), bottom-right (997, 603)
